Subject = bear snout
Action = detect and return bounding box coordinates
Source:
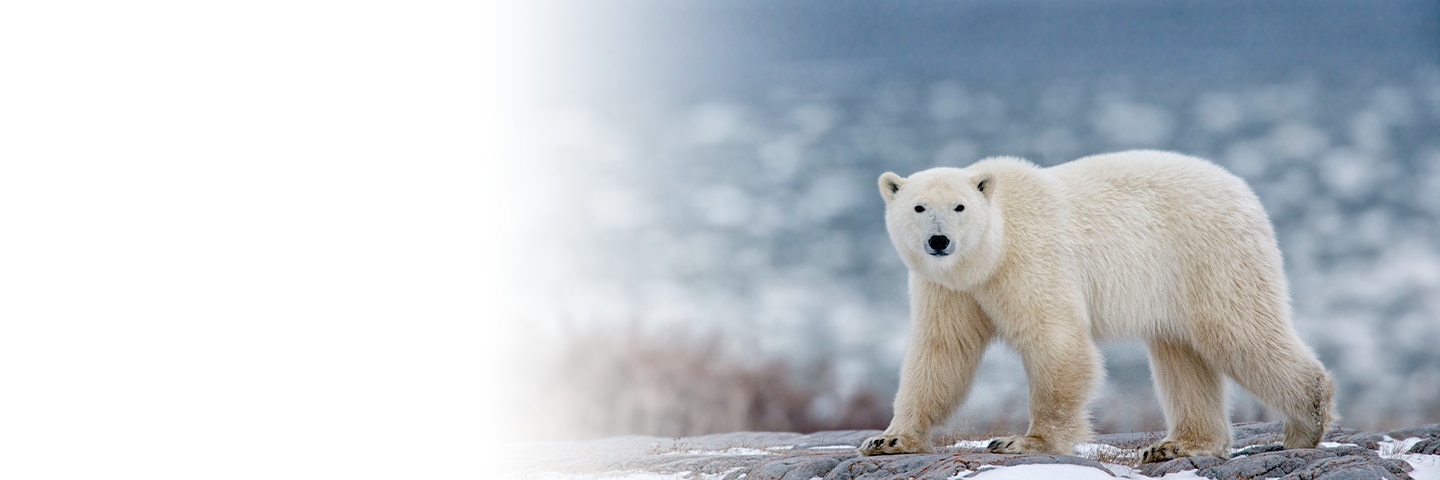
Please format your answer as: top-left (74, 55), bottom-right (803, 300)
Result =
top-left (927, 235), bottom-right (951, 256)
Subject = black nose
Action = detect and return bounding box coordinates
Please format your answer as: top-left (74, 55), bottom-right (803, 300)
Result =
top-left (928, 235), bottom-right (950, 251)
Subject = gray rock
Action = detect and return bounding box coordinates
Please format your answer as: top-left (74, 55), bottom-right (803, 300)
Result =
top-left (1322, 426), bottom-right (1387, 450)
top-left (1199, 453), bottom-right (1318, 479)
top-left (751, 454), bottom-right (846, 480)
top-left (1316, 445), bottom-right (1378, 458)
top-left (828, 453), bottom-right (1114, 480)
top-left (994, 454), bottom-right (1116, 473)
top-left (827, 453), bottom-right (954, 480)
top-left (1388, 424), bottom-right (1440, 441)
top-left (1225, 422), bottom-right (1381, 451)
top-left (1197, 446), bottom-right (1382, 480)
top-left (519, 423), bottom-right (1439, 479)
top-left (1232, 421), bottom-right (1287, 448)
top-left (1332, 433), bottom-right (1387, 450)
top-left (1408, 438), bottom-right (1440, 455)
top-left (1279, 455), bottom-right (1412, 480)
top-left (1141, 455), bottom-right (1226, 477)
top-left (1326, 426), bottom-right (1365, 438)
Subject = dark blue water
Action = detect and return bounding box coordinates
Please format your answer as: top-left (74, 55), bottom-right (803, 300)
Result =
top-left (549, 0), bottom-right (1439, 99)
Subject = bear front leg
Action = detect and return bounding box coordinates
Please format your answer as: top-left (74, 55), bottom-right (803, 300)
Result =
top-left (987, 326), bottom-right (1101, 456)
top-left (860, 278), bottom-right (994, 456)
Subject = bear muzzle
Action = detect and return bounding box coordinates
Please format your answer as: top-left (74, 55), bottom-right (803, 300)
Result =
top-left (927, 235), bottom-right (952, 256)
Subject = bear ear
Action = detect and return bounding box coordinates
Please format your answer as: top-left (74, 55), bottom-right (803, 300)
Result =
top-left (878, 172), bottom-right (905, 204)
top-left (974, 172), bottom-right (995, 199)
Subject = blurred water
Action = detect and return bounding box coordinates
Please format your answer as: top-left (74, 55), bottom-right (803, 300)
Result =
top-left (530, 0), bottom-right (1440, 434)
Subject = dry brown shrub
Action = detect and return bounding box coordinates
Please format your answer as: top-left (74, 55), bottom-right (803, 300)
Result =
top-left (546, 323), bottom-right (889, 438)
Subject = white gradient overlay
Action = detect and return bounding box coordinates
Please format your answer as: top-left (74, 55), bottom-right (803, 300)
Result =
top-left (1, 2), bottom-right (548, 478)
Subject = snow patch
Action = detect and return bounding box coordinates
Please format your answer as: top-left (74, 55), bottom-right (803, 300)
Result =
top-left (1149, 470), bottom-right (1207, 479)
top-left (1399, 453), bottom-right (1440, 480)
top-left (1102, 463), bottom-right (1145, 478)
top-left (1378, 437), bottom-right (1440, 480)
top-left (1370, 438), bottom-right (1440, 478)
top-left (949, 464), bottom-right (1117, 479)
top-left (1380, 437), bottom-right (1425, 456)
top-left (948, 439), bottom-right (992, 450)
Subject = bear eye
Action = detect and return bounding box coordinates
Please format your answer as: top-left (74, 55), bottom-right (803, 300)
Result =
top-left (914, 205), bottom-right (925, 213)
top-left (954, 204), bottom-right (965, 212)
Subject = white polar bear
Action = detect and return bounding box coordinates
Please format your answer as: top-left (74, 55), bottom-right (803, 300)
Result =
top-left (857, 150), bottom-right (1335, 462)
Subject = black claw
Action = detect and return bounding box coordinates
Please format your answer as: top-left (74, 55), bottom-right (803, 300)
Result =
top-left (987, 439), bottom-right (1002, 450)
top-left (889, 438), bottom-right (898, 447)
top-left (872, 439), bottom-right (883, 447)
top-left (1005, 440), bottom-right (1015, 449)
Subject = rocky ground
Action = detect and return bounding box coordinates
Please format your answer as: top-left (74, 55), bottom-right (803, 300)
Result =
top-left (515, 422), bottom-right (1440, 479)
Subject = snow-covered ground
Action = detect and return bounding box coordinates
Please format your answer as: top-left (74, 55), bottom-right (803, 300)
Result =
top-left (1381, 437), bottom-right (1440, 480)
top-left (518, 425), bottom-right (1440, 479)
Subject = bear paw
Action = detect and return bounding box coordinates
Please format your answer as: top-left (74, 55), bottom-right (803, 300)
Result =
top-left (857, 433), bottom-right (932, 456)
top-left (1141, 440), bottom-right (1227, 463)
top-left (986, 435), bottom-right (1053, 454)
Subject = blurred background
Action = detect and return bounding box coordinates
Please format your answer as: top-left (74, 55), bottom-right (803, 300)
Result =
top-left (514, 0), bottom-right (1440, 441)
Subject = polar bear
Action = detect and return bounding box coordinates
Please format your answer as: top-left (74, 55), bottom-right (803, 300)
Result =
top-left (857, 150), bottom-right (1335, 462)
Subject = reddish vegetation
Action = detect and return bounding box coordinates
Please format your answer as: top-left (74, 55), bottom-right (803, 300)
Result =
top-left (550, 325), bottom-right (889, 437)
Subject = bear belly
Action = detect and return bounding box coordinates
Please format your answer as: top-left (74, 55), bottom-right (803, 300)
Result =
top-left (1082, 267), bottom-right (1184, 341)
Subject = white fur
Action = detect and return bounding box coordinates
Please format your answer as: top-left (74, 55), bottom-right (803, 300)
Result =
top-left (859, 150), bottom-right (1335, 461)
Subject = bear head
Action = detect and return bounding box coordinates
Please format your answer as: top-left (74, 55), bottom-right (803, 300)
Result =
top-left (878, 167), bottom-right (996, 272)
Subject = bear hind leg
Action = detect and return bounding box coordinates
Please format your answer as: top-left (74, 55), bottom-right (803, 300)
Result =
top-left (1200, 333), bottom-right (1335, 450)
top-left (1141, 339), bottom-right (1231, 463)
top-left (1280, 369), bottom-right (1335, 449)
top-left (1270, 361), bottom-right (1335, 449)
